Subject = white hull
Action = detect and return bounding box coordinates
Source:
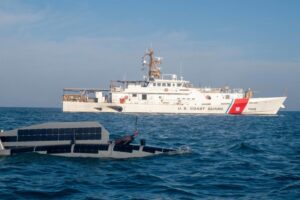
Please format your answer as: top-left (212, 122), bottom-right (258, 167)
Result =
top-left (63, 97), bottom-right (286, 115)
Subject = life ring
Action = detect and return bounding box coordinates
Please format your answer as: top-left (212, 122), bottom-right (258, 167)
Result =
top-left (164, 88), bottom-right (168, 92)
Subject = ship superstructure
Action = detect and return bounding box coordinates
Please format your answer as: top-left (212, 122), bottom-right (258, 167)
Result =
top-left (62, 48), bottom-right (286, 115)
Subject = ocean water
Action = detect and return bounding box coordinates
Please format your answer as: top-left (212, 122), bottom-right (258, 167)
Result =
top-left (0, 108), bottom-right (299, 200)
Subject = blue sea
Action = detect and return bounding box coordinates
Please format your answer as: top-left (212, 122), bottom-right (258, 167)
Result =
top-left (0, 108), bottom-right (299, 199)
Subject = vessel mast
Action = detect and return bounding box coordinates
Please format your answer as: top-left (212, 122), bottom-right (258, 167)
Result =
top-left (142, 48), bottom-right (162, 79)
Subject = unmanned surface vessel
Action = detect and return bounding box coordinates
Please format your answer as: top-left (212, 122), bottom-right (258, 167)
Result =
top-left (0, 121), bottom-right (177, 158)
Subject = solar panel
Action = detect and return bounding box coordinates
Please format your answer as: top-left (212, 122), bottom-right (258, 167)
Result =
top-left (0, 136), bottom-right (17, 142)
top-left (73, 144), bottom-right (109, 153)
top-left (142, 146), bottom-right (162, 153)
top-left (113, 145), bottom-right (134, 153)
top-left (11, 147), bottom-right (34, 155)
top-left (46, 145), bottom-right (72, 154)
top-left (16, 127), bottom-right (102, 142)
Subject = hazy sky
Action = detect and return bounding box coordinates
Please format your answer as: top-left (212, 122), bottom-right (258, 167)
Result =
top-left (0, 0), bottom-right (299, 110)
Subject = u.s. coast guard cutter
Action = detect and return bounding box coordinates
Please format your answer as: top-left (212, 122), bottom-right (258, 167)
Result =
top-left (62, 48), bottom-right (286, 115)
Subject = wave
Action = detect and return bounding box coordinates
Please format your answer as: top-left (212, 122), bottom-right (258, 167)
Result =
top-left (229, 142), bottom-right (263, 153)
top-left (14, 188), bottom-right (80, 199)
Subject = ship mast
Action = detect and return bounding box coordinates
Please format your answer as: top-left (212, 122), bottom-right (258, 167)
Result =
top-left (142, 48), bottom-right (162, 79)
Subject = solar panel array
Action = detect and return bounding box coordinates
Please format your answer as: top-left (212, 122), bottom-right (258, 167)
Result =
top-left (17, 127), bottom-right (102, 141)
top-left (113, 144), bottom-right (140, 153)
top-left (74, 144), bottom-right (109, 153)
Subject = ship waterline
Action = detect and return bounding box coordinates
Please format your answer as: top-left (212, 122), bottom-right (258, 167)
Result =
top-left (62, 48), bottom-right (286, 115)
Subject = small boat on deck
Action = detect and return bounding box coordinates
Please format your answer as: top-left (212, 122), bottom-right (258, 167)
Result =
top-left (0, 121), bottom-right (178, 158)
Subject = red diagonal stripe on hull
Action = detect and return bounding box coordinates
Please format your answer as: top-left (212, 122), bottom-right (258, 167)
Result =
top-left (228, 98), bottom-right (249, 114)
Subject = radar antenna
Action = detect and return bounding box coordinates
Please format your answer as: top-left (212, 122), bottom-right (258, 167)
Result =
top-left (142, 48), bottom-right (162, 79)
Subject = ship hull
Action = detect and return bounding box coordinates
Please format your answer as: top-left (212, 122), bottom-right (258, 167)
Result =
top-left (63, 97), bottom-right (286, 115)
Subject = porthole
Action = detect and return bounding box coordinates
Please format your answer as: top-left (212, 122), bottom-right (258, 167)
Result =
top-left (206, 95), bottom-right (211, 100)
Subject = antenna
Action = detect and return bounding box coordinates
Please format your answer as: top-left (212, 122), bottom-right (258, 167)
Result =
top-left (283, 88), bottom-right (288, 97)
top-left (122, 73), bottom-right (127, 81)
top-left (180, 62), bottom-right (183, 78)
top-left (135, 116), bottom-right (138, 132)
top-left (133, 116), bottom-right (139, 137)
top-left (142, 48), bottom-right (162, 79)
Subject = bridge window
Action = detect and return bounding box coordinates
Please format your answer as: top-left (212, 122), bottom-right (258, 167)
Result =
top-left (157, 83), bottom-right (161, 86)
top-left (142, 94), bottom-right (147, 100)
top-left (132, 93), bottom-right (137, 97)
top-left (153, 83), bottom-right (156, 86)
top-left (177, 83), bottom-right (182, 87)
top-left (167, 83), bottom-right (171, 87)
top-left (162, 83), bottom-right (166, 87)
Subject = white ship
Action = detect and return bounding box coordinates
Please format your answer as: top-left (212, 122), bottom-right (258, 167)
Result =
top-left (62, 48), bottom-right (286, 115)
